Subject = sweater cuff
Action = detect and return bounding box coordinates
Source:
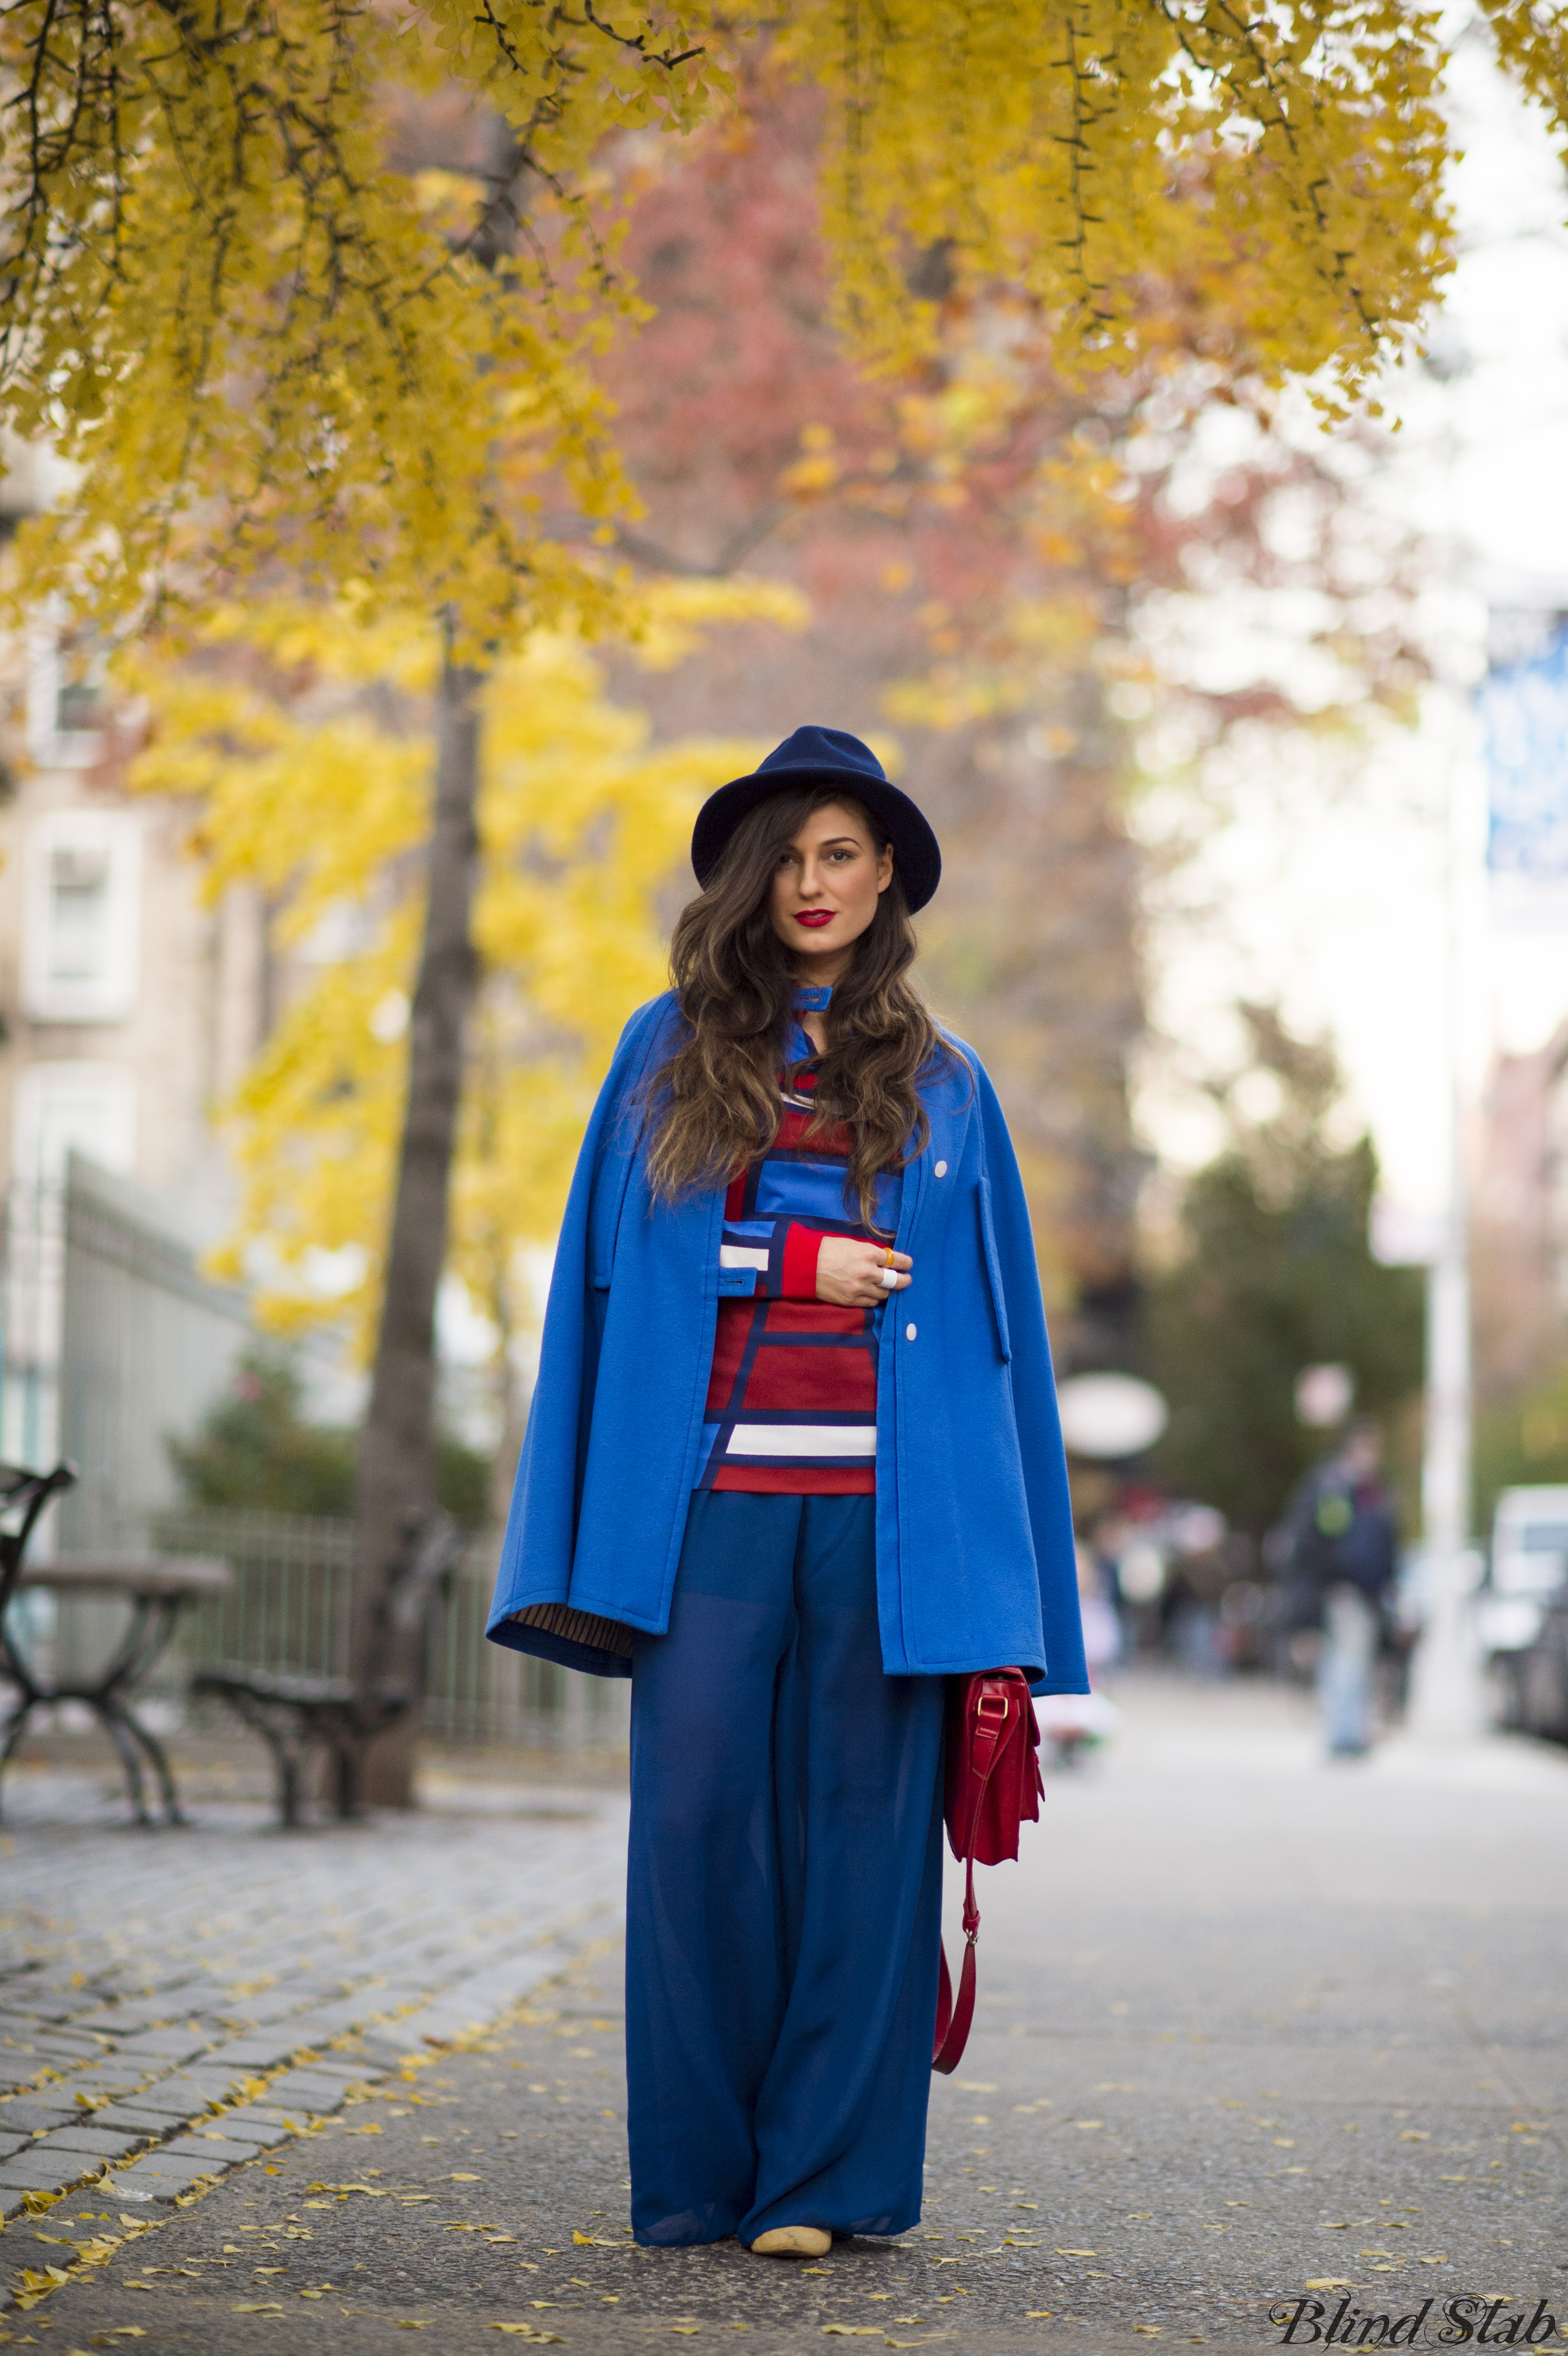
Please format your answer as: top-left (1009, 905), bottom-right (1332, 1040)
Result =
top-left (780, 1224), bottom-right (826, 1299)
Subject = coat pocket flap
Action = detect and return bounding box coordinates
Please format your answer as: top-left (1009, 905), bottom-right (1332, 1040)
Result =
top-left (977, 1178), bottom-right (1012, 1362)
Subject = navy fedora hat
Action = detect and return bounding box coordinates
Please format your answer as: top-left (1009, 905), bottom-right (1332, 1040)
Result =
top-left (690, 726), bottom-right (942, 913)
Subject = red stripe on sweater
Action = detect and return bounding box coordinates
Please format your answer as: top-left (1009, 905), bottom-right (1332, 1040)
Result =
top-left (709, 1462), bottom-right (875, 1495)
top-left (738, 1340), bottom-right (877, 1414)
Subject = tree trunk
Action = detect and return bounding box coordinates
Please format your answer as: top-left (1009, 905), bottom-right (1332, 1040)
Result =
top-left (351, 637), bottom-right (484, 1807)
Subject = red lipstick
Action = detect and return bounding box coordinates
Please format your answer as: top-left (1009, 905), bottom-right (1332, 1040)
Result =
top-left (795, 909), bottom-right (835, 928)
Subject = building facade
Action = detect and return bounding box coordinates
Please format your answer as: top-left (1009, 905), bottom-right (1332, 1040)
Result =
top-left (0, 573), bottom-right (270, 1530)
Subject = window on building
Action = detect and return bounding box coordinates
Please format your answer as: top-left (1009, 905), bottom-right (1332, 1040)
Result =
top-left (54, 628), bottom-right (107, 738)
top-left (27, 612), bottom-right (108, 768)
top-left (45, 843), bottom-right (112, 985)
top-left (22, 812), bottom-right (142, 1024)
top-left (10, 1060), bottom-right (137, 1188)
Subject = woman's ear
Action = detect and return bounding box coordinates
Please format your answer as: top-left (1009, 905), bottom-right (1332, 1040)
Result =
top-left (877, 843), bottom-right (894, 894)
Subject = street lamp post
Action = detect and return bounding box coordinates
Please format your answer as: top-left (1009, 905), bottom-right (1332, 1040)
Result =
top-left (1407, 335), bottom-right (1485, 1743)
top-left (1407, 719), bottom-right (1483, 1741)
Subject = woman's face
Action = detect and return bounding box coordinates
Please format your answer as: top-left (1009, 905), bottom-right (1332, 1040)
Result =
top-left (768, 800), bottom-right (893, 980)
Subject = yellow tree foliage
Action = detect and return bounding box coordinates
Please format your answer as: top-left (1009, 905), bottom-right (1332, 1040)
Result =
top-left (3, 0), bottom-right (1534, 640)
top-left (0, 0), bottom-right (728, 638)
top-left (125, 585), bottom-right (797, 1352)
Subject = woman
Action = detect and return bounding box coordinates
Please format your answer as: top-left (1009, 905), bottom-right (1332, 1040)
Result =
top-left (487, 725), bottom-right (1088, 2258)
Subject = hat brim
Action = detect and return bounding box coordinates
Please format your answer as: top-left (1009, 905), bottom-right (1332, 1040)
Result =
top-left (691, 765), bottom-right (942, 914)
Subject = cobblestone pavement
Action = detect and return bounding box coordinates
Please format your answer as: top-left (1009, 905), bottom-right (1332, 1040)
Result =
top-left (0, 1763), bottom-right (629, 2236)
top-left (5, 1676), bottom-right (1568, 2356)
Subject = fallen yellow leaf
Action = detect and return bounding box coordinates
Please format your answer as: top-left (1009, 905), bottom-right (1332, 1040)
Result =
top-left (1056, 2249), bottom-right (1099, 2257)
top-left (1304, 2280), bottom-right (1351, 2291)
top-left (452, 2172), bottom-right (482, 2181)
top-left (231, 2304), bottom-right (285, 2314)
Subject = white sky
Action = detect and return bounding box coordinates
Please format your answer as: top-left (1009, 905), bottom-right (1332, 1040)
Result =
top-left (1138, 26), bottom-right (1568, 1220)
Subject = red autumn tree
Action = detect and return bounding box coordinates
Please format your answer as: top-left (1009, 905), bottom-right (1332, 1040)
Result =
top-left (590, 66), bottom-right (1425, 1366)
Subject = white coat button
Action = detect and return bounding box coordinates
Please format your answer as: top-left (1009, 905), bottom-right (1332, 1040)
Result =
top-left (905, 1322), bottom-right (917, 1342)
top-left (934, 1159), bottom-right (948, 1177)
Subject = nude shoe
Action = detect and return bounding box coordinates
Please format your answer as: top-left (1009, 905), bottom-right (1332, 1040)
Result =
top-left (748, 2225), bottom-right (832, 2258)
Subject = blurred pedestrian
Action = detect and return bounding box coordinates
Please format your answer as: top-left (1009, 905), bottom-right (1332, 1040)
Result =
top-left (1037, 1544), bottom-right (1123, 1766)
top-left (1277, 1420), bottom-right (1398, 1757)
top-left (486, 730), bottom-right (1089, 2258)
top-left (1077, 1539), bottom-right (1123, 1679)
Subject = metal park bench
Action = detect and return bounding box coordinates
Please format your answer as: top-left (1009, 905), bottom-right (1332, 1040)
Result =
top-left (1, 1459), bottom-right (234, 1825)
top-left (192, 1509), bottom-right (464, 1826)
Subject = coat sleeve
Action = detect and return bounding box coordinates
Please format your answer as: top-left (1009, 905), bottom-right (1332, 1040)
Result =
top-left (486, 995), bottom-right (675, 1636)
top-left (973, 1058), bottom-right (1090, 1698)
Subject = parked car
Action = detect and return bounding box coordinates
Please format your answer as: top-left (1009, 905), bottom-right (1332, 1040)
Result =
top-left (1480, 1485), bottom-right (1568, 1741)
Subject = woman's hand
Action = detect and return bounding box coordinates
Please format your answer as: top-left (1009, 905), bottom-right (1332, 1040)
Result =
top-left (816, 1237), bottom-right (913, 1307)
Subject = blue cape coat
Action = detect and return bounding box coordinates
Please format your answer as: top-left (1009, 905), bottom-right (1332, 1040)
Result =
top-left (485, 993), bottom-right (1089, 1698)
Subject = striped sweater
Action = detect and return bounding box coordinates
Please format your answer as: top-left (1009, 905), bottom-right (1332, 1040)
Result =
top-left (695, 993), bottom-right (900, 1494)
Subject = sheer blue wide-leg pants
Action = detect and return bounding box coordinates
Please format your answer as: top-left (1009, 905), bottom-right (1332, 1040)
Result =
top-left (626, 1491), bottom-right (946, 2248)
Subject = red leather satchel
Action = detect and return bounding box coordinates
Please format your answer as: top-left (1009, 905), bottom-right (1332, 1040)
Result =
top-left (932, 1668), bottom-right (1044, 2074)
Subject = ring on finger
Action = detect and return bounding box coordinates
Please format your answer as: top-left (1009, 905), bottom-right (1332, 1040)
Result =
top-left (879, 1266), bottom-right (899, 1290)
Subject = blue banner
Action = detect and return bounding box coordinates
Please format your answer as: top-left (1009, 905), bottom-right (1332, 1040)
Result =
top-left (1479, 623), bottom-right (1568, 876)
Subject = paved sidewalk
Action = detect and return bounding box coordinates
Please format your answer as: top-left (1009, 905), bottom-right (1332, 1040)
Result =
top-left (6, 1675), bottom-right (1568, 2355)
top-left (0, 1766), bottom-right (629, 2235)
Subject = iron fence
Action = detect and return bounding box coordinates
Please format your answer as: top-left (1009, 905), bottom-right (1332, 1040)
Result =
top-left (152, 1507), bottom-right (628, 1754)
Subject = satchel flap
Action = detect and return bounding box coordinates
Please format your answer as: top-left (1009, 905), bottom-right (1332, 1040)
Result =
top-left (944, 1667), bottom-right (1043, 1867)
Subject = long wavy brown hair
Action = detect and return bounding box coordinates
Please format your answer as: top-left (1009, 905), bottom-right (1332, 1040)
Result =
top-left (644, 786), bottom-right (961, 1229)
